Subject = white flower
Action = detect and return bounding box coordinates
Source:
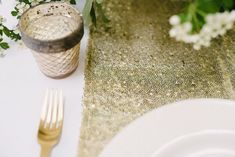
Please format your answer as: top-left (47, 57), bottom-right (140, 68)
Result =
top-left (169, 10), bottom-right (235, 50)
top-left (13, 29), bottom-right (20, 34)
top-left (182, 36), bottom-right (193, 43)
top-left (201, 25), bottom-right (212, 34)
top-left (225, 22), bottom-right (233, 29)
top-left (169, 28), bottom-right (177, 37)
top-left (31, 0), bottom-right (47, 6)
top-left (193, 44), bottom-right (201, 50)
top-left (218, 28), bottom-right (226, 36)
top-left (169, 15), bottom-right (180, 26)
top-left (230, 10), bottom-right (235, 21)
top-left (31, 2), bottom-right (39, 6)
top-left (16, 2), bottom-right (26, 10)
top-left (16, 2), bottom-right (30, 15)
top-left (183, 22), bottom-right (192, 32)
top-left (211, 30), bottom-right (219, 38)
top-left (25, 4), bottom-right (30, 10)
top-left (206, 14), bottom-right (214, 24)
top-left (203, 41), bottom-right (211, 47)
top-left (199, 32), bottom-right (211, 42)
top-left (188, 35), bottom-right (200, 43)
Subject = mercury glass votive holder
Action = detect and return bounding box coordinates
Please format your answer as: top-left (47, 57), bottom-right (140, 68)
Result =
top-left (19, 2), bottom-right (84, 79)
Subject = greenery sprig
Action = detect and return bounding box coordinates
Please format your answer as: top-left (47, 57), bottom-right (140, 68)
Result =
top-left (178, 0), bottom-right (235, 33)
top-left (0, 16), bottom-right (21, 55)
top-left (169, 0), bottom-right (235, 50)
top-left (83, 0), bottom-right (109, 26)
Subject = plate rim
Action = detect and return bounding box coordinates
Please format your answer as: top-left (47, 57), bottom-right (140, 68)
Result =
top-left (99, 98), bottom-right (235, 157)
top-left (151, 129), bottom-right (235, 157)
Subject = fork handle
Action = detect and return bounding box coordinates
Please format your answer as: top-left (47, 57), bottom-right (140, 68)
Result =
top-left (40, 145), bottom-right (52, 157)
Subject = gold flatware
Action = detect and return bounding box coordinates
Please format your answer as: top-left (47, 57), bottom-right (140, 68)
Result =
top-left (38, 89), bottom-right (64, 157)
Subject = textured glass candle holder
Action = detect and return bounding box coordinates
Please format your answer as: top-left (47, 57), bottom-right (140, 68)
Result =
top-left (19, 2), bottom-right (84, 79)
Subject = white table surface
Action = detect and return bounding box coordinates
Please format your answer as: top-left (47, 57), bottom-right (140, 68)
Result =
top-left (0, 1), bottom-right (87, 157)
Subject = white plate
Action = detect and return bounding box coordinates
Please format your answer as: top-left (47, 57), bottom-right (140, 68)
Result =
top-left (151, 130), bottom-right (235, 157)
top-left (99, 99), bottom-right (235, 157)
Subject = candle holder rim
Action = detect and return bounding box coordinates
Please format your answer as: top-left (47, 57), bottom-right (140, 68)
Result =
top-left (19, 2), bottom-right (84, 53)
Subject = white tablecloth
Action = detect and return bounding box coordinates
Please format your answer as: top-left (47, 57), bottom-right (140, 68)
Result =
top-left (0, 1), bottom-right (87, 157)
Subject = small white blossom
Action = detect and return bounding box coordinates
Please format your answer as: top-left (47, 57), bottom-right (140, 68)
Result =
top-left (30, 0), bottom-right (44, 6)
top-left (193, 44), bottom-right (201, 50)
top-left (31, 2), bottom-right (39, 6)
top-left (169, 15), bottom-right (180, 26)
top-left (218, 29), bottom-right (226, 36)
top-left (201, 25), bottom-right (212, 34)
top-left (169, 28), bottom-right (177, 37)
top-left (183, 22), bottom-right (192, 32)
top-left (16, 2), bottom-right (26, 10)
top-left (188, 35), bottom-right (200, 43)
top-left (206, 14), bottom-right (214, 24)
top-left (25, 4), bottom-right (30, 9)
top-left (16, 2), bottom-right (30, 15)
top-left (230, 10), bottom-right (235, 21)
top-left (203, 41), bottom-right (211, 47)
top-left (13, 29), bottom-right (20, 34)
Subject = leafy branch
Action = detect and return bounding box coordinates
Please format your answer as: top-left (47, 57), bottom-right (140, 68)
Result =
top-left (0, 16), bottom-right (21, 55)
top-left (178, 0), bottom-right (235, 33)
top-left (83, 0), bottom-right (109, 26)
top-left (169, 0), bottom-right (235, 50)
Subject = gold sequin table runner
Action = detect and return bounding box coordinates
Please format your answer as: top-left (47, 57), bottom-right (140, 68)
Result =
top-left (78, 0), bottom-right (235, 156)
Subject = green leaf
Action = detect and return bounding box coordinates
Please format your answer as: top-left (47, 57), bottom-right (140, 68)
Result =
top-left (90, 3), bottom-right (97, 26)
top-left (221, 0), bottom-right (234, 10)
top-left (13, 33), bottom-right (21, 41)
top-left (197, 0), bottom-right (220, 13)
top-left (96, 0), bottom-right (103, 4)
top-left (191, 13), bottom-right (205, 32)
top-left (179, 13), bottom-right (191, 23)
top-left (0, 38), bottom-right (3, 42)
top-left (82, 0), bottom-right (94, 25)
top-left (95, 2), bottom-right (110, 23)
top-left (70, 0), bottom-right (76, 5)
top-left (23, 0), bottom-right (30, 4)
top-left (0, 42), bottom-right (9, 50)
top-left (14, 6), bottom-right (19, 11)
top-left (11, 11), bottom-right (18, 16)
top-left (2, 26), bottom-right (21, 41)
top-left (3, 27), bottom-right (11, 37)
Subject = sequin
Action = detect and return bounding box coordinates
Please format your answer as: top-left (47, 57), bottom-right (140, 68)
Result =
top-left (78, 0), bottom-right (235, 156)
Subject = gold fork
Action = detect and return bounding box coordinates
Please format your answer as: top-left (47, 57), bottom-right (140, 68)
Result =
top-left (38, 89), bottom-right (64, 157)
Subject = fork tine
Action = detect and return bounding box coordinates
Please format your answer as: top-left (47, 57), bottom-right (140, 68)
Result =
top-left (46, 89), bottom-right (53, 127)
top-left (41, 89), bottom-right (49, 121)
top-left (52, 90), bottom-right (58, 126)
top-left (58, 90), bottom-right (64, 125)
